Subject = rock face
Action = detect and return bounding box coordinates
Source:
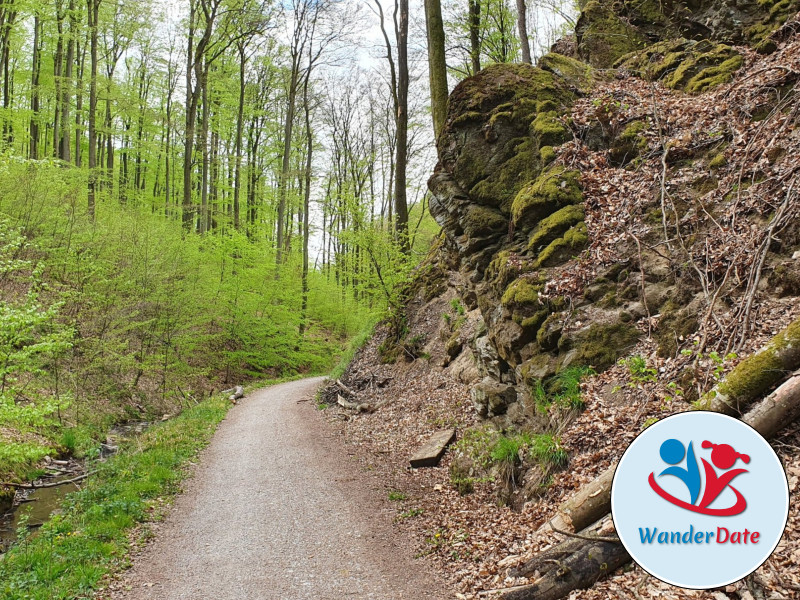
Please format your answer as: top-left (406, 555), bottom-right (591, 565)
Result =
top-left (429, 57), bottom-right (642, 415)
top-left (576, 0), bottom-right (800, 66)
top-left (425, 0), bottom-right (799, 421)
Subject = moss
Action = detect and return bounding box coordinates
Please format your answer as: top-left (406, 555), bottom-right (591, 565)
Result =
top-left (469, 138), bottom-right (541, 211)
top-left (655, 300), bottom-right (698, 358)
top-left (521, 310), bottom-right (549, 332)
top-left (684, 55), bottom-right (744, 94)
top-left (572, 322), bottom-right (641, 371)
top-left (577, 0), bottom-right (649, 68)
top-left (540, 145), bottom-right (556, 165)
top-left (512, 165), bottom-right (582, 228)
top-left (709, 152), bottom-right (728, 169)
top-left (535, 222), bottom-right (589, 268)
top-left (537, 52), bottom-right (596, 93)
top-left (502, 278), bottom-right (541, 307)
top-left (618, 39), bottom-right (743, 94)
top-left (537, 313), bottom-right (563, 351)
top-left (462, 204), bottom-right (508, 238)
top-left (698, 317), bottom-right (800, 411)
top-left (610, 119), bottom-right (649, 165)
top-left (532, 111), bottom-right (570, 147)
top-left (528, 205), bottom-right (585, 251)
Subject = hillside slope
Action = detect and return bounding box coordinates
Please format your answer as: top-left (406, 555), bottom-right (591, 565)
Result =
top-left (324, 4), bottom-right (800, 599)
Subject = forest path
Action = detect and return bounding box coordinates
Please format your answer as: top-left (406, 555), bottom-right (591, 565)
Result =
top-left (107, 377), bottom-right (446, 600)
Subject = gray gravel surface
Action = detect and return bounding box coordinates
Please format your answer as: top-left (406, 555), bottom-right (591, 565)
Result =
top-left (109, 377), bottom-right (447, 600)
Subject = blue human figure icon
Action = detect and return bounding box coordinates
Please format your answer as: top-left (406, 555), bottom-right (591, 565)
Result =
top-left (658, 438), bottom-right (701, 505)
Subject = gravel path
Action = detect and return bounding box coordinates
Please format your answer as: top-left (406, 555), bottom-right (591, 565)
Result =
top-left (108, 377), bottom-right (447, 600)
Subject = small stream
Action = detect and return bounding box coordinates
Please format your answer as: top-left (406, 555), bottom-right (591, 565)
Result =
top-left (0, 420), bottom-right (152, 555)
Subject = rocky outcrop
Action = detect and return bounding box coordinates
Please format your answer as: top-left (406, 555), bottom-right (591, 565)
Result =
top-left (576, 0), bottom-right (800, 67)
top-left (425, 1), bottom-right (800, 424)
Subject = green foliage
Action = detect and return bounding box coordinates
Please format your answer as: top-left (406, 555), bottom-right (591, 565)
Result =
top-left (621, 355), bottom-right (658, 385)
top-left (330, 318), bottom-right (379, 380)
top-left (388, 491), bottom-right (407, 502)
top-left (0, 392), bottom-right (232, 599)
top-left (534, 365), bottom-right (595, 411)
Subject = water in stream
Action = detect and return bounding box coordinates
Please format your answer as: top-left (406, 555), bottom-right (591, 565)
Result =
top-left (0, 420), bottom-right (152, 554)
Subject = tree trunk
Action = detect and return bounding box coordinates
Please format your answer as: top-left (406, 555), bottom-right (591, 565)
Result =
top-left (53, 0), bottom-right (64, 158)
top-left (276, 65), bottom-right (298, 265)
top-left (29, 13), bottom-right (42, 159)
top-left (233, 44), bottom-right (246, 231)
top-left (468, 0), bottom-right (481, 74)
top-left (87, 0), bottom-right (100, 220)
top-left (299, 72), bottom-right (313, 336)
top-left (394, 0), bottom-right (410, 253)
top-left (423, 0), bottom-right (448, 139)
top-left (516, 0), bottom-right (532, 64)
top-left (61, 0), bottom-right (76, 162)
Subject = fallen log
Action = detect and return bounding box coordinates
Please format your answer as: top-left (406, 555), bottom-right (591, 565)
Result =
top-left (336, 394), bottom-right (373, 413)
top-left (744, 369), bottom-right (800, 439)
top-left (512, 372), bottom-right (800, 600)
top-left (1, 470), bottom-right (98, 489)
top-left (228, 385), bottom-right (244, 403)
top-left (504, 517), bottom-right (629, 600)
top-left (697, 316), bottom-right (800, 415)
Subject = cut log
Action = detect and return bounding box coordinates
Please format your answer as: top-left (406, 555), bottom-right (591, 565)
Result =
top-left (504, 517), bottom-right (629, 600)
top-left (698, 316), bottom-right (800, 415)
top-left (744, 369), bottom-right (800, 440)
top-left (336, 394), bottom-right (373, 413)
top-left (228, 385), bottom-right (245, 403)
top-left (409, 429), bottom-right (456, 468)
top-left (536, 467), bottom-right (614, 536)
top-left (336, 379), bottom-right (357, 397)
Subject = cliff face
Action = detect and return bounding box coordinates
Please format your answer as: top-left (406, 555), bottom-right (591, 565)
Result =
top-left (425, 2), bottom-right (800, 423)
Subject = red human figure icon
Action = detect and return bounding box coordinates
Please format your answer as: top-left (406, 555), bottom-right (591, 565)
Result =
top-left (698, 441), bottom-right (750, 510)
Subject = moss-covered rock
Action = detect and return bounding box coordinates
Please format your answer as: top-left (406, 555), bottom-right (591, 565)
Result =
top-left (532, 111), bottom-right (571, 147)
top-left (610, 119), bottom-right (650, 166)
top-left (463, 204), bottom-right (508, 238)
top-left (535, 222), bottom-right (589, 268)
top-left (618, 39), bottom-right (743, 94)
top-left (576, 1), bottom-right (650, 68)
top-left (655, 300), bottom-right (699, 357)
top-left (569, 321), bottom-right (641, 370)
top-left (501, 278), bottom-right (541, 307)
top-left (512, 166), bottom-right (582, 228)
top-left (537, 52), bottom-right (597, 93)
top-left (528, 205), bottom-right (586, 252)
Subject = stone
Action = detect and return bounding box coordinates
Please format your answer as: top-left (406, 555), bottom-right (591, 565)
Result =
top-left (410, 429), bottom-right (457, 468)
top-left (470, 377), bottom-right (518, 417)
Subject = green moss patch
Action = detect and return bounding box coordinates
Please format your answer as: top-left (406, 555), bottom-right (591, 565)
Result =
top-left (528, 205), bottom-right (586, 251)
top-left (618, 39), bottom-right (743, 94)
top-left (535, 222), bottom-right (589, 268)
top-left (462, 204), bottom-right (508, 238)
top-left (570, 322), bottom-right (641, 371)
top-left (577, 1), bottom-right (650, 68)
top-left (538, 53), bottom-right (597, 93)
top-left (502, 278), bottom-right (541, 307)
top-left (512, 166), bottom-right (582, 228)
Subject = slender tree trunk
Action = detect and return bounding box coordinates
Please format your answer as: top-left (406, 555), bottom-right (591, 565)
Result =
top-left (29, 13), bottom-right (42, 159)
top-left (1, 6), bottom-right (16, 146)
top-left (423, 0), bottom-right (448, 139)
top-left (299, 77), bottom-right (312, 335)
top-left (53, 0), bottom-right (64, 158)
top-left (75, 36), bottom-right (87, 167)
top-left (87, 0), bottom-right (100, 220)
top-left (61, 0), bottom-right (76, 162)
top-left (183, 2), bottom-right (198, 231)
top-left (468, 0), bottom-right (481, 74)
top-left (199, 64), bottom-right (210, 233)
top-left (516, 0), bottom-right (532, 64)
top-left (394, 0), bottom-right (410, 253)
top-left (276, 65), bottom-right (298, 265)
top-left (233, 45), bottom-right (247, 231)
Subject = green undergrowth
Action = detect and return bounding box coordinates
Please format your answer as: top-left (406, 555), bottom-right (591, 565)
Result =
top-left (533, 365), bottom-right (595, 411)
top-left (0, 387), bottom-right (250, 600)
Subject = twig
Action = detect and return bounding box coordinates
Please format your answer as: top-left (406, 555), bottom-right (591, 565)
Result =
top-left (1, 471), bottom-right (98, 489)
top-left (549, 520), bottom-right (621, 544)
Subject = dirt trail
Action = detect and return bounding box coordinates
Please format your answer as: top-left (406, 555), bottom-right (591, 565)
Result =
top-left (107, 377), bottom-right (446, 600)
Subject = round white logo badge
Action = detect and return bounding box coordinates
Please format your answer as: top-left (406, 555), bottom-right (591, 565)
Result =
top-left (611, 411), bottom-right (789, 589)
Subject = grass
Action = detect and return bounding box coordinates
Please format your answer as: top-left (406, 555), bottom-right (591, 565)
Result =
top-left (534, 365), bottom-right (595, 411)
top-left (490, 432), bottom-right (568, 467)
top-left (0, 392), bottom-right (235, 600)
top-left (388, 491), bottom-right (407, 502)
